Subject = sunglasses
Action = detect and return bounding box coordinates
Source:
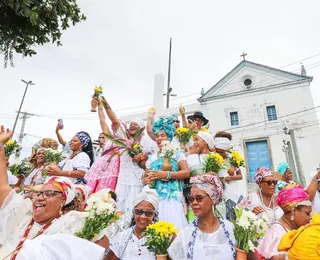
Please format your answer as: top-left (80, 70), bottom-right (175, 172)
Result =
top-left (134, 208), bottom-right (155, 217)
top-left (261, 180), bottom-right (278, 186)
top-left (32, 190), bottom-right (63, 199)
top-left (173, 120), bottom-right (180, 123)
top-left (187, 194), bottom-right (208, 203)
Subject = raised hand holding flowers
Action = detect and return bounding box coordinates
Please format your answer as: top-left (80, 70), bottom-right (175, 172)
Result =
top-left (175, 127), bottom-right (194, 145)
top-left (91, 85), bottom-right (103, 112)
top-left (4, 139), bottom-right (20, 158)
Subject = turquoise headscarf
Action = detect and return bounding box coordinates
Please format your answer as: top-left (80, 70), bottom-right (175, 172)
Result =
top-left (278, 162), bottom-right (289, 175)
top-left (152, 117), bottom-right (176, 141)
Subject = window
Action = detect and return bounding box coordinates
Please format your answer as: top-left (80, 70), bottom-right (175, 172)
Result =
top-left (230, 111), bottom-right (239, 126)
top-left (267, 105), bottom-right (277, 121)
top-left (244, 78), bottom-right (252, 86)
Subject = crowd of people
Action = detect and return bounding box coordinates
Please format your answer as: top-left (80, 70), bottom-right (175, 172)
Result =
top-left (1, 95), bottom-right (320, 260)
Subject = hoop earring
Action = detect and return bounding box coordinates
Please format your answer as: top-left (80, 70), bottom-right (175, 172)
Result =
top-left (291, 214), bottom-right (294, 221)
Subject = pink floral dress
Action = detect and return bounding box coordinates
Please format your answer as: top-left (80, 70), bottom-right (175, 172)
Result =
top-left (85, 141), bottom-right (120, 194)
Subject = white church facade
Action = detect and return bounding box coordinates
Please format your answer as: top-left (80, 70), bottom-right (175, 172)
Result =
top-left (120, 59), bottom-right (320, 188)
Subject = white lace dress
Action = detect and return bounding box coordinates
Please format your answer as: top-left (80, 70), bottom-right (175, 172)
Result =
top-left (110, 227), bottom-right (155, 260)
top-left (115, 126), bottom-right (157, 213)
top-left (23, 166), bottom-right (45, 186)
top-left (0, 190), bottom-right (96, 259)
top-left (168, 220), bottom-right (236, 260)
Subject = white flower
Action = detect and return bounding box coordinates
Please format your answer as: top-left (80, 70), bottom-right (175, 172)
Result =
top-left (86, 197), bottom-right (101, 211)
top-left (162, 141), bottom-right (179, 154)
top-left (237, 215), bottom-right (251, 229)
top-left (96, 202), bottom-right (115, 215)
top-left (248, 240), bottom-right (255, 251)
top-left (11, 159), bottom-right (22, 166)
top-left (242, 209), bottom-right (257, 222)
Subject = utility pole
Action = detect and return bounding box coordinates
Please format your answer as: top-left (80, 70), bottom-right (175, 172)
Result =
top-left (283, 127), bottom-right (306, 186)
top-left (163, 38), bottom-right (176, 108)
top-left (15, 112), bottom-right (35, 158)
top-left (12, 80), bottom-right (35, 135)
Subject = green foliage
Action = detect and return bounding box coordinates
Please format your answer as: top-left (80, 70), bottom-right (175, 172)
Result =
top-left (4, 140), bottom-right (20, 157)
top-left (0, 0), bottom-right (86, 67)
top-left (42, 149), bottom-right (65, 163)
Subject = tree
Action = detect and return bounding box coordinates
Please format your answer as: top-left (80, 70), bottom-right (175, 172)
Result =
top-left (0, 0), bottom-right (86, 67)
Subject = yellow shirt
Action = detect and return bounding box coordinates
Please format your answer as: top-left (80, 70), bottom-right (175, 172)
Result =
top-left (278, 213), bottom-right (320, 259)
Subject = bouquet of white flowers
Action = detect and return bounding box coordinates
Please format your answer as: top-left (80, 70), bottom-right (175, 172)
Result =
top-left (8, 158), bottom-right (32, 176)
top-left (76, 195), bottom-right (118, 241)
top-left (161, 141), bottom-right (179, 159)
top-left (232, 208), bottom-right (269, 254)
top-left (43, 149), bottom-right (66, 178)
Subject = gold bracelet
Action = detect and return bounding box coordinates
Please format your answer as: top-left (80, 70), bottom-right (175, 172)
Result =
top-left (312, 177), bottom-right (319, 183)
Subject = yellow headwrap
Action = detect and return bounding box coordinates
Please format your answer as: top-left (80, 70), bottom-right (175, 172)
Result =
top-left (30, 138), bottom-right (59, 167)
top-left (278, 213), bottom-right (320, 259)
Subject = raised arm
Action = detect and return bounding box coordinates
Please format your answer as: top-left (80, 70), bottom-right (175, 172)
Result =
top-left (93, 97), bottom-right (111, 135)
top-left (147, 108), bottom-right (156, 141)
top-left (0, 126), bottom-right (14, 208)
top-left (55, 124), bottom-right (66, 146)
top-left (101, 96), bottom-right (120, 132)
top-left (306, 171), bottom-right (320, 201)
top-left (179, 106), bottom-right (188, 128)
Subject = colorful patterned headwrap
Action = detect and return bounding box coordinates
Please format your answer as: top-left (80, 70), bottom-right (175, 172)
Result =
top-left (152, 117), bottom-right (176, 141)
top-left (276, 185), bottom-right (310, 213)
top-left (44, 176), bottom-right (76, 206)
top-left (75, 132), bottom-right (91, 148)
top-left (171, 114), bottom-right (178, 119)
top-left (254, 167), bottom-right (273, 185)
top-left (278, 213), bottom-right (320, 259)
top-left (277, 162), bottom-right (289, 175)
top-left (75, 184), bottom-right (90, 202)
top-left (190, 174), bottom-right (224, 204)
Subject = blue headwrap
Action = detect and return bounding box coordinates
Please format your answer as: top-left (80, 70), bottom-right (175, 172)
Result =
top-left (171, 114), bottom-right (178, 119)
top-left (76, 132), bottom-right (91, 148)
top-left (277, 162), bottom-right (289, 175)
top-left (152, 117), bottom-right (176, 141)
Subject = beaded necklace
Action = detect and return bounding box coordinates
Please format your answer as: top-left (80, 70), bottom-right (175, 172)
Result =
top-left (8, 213), bottom-right (64, 260)
top-left (187, 217), bottom-right (236, 260)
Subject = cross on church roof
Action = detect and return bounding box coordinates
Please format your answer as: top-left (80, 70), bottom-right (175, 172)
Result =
top-left (240, 52), bottom-right (247, 61)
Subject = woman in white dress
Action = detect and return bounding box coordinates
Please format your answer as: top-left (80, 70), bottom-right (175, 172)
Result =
top-left (23, 148), bottom-right (47, 187)
top-left (214, 133), bottom-right (244, 221)
top-left (0, 126), bottom-right (107, 259)
top-left (185, 131), bottom-right (215, 222)
top-left (143, 117), bottom-right (190, 230)
top-left (48, 131), bottom-right (94, 184)
top-left (106, 186), bottom-right (160, 260)
top-left (237, 168), bottom-right (283, 225)
top-left (168, 174), bottom-right (236, 260)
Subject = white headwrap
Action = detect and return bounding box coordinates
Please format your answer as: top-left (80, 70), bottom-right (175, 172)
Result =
top-left (197, 131), bottom-right (215, 149)
top-left (214, 137), bottom-right (232, 150)
top-left (75, 185), bottom-right (91, 202)
top-left (90, 188), bottom-right (116, 206)
top-left (133, 186), bottom-right (160, 210)
top-left (130, 118), bottom-right (145, 129)
top-left (44, 177), bottom-right (76, 206)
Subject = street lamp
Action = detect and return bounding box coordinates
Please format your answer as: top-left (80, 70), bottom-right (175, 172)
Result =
top-left (12, 79), bottom-right (35, 135)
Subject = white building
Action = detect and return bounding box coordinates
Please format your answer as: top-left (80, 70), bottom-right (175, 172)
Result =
top-left (121, 59), bottom-right (320, 188)
top-left (199, 59), bottom-right (320, 187)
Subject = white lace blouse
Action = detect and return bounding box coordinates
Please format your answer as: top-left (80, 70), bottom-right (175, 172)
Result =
top-left (168, 220), bottom-right (236, 260)
top-left (0, 190), bottom-right (89, 259)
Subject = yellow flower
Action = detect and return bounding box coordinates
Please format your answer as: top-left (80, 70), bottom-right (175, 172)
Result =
top-left (199, 128), bottom-right (209, 132)
top-left (94, 86), bottom-right (103, 94)
top-left (5, 140), bottom-right (14, 145)
top-left (133, 144), bottom-right (141, 150)
top-left (150, 106), bottom-right (155, 111)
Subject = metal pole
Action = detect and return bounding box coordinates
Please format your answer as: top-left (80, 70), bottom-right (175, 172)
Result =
top-left (166, 38), bottom-right (172, 108)
top-left (289, 129), bottom-right (306, 186)
top-left (15, 112), bottom-right (29, 159)
top-left (286, 141), bottom-right (297, 177)
top-left (12, 80), bottom-right (34, 135)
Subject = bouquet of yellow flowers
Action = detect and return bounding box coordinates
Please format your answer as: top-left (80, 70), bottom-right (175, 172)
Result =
top-left (229, 151), bottom-right (245, 168)
top-left (93, 85), bottom-right (103, 97)
top-left (175, 127), bottom-right (194, 145)
top-left (203, 152), bottom-right (225, 173)
top-left (76, 195), bottom-right (118, 241)
top-left (144, 221), bottom-right (178, 256)
top-left (4, 140), bottom-right (20, 157)
top-left (128, 143), bottom-right (143, 158)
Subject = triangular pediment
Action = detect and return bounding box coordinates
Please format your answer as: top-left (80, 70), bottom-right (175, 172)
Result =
top-left (199, 60), bottom-right (313, 102)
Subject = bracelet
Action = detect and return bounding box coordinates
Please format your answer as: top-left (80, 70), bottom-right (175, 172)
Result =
top-left (0, 144), bottom-right (4, 149)
top-left (141, 154), bottom-right (145, 160)
top-left (166, 171), bottom-right (172, 180)
top-left (312, 177), bottom-right (319, 183)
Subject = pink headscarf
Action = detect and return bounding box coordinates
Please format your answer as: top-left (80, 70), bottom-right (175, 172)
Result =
top-left (276, 185), bottom-right (310, 213)
top-left (254, 167), bottom-right (273, 185)
top-left (190, 174), bottom-right (224, 204)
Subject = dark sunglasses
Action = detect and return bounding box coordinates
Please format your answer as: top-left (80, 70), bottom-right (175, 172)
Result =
top-left (173, 120), bottom-right (180, 123)
top-left (32, 190), bottom-right (63, 199)
top-left (187, 194), bottom-right (208, 203)
top-left (134, 208), bottom-right (155, 217)
top-left (261, 180), bottom-right (278, 186)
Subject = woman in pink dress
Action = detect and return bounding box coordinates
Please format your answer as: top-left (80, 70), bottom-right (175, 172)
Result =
top-left (85, 97), bottom-right (120, 194)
